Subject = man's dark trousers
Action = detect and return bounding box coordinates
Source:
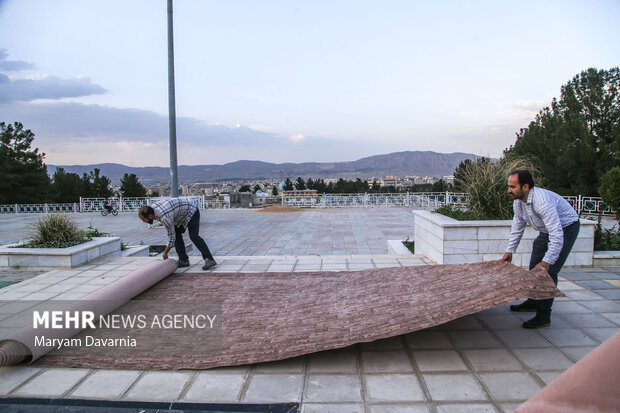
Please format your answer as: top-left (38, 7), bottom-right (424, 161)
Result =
top-left (529, 220), bottom-right (580, 314)
top-left (174, 210), bottom-right (214, 262)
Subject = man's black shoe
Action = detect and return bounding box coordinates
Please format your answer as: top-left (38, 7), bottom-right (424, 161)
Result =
top-left (523, 314), bottom-right (551, 329)
top-left (177, 260), bottom-right (190, 268)
top-left (510, 300), bottom-right (537, 312)
top-left (202, 260), bottom-right (217, 270)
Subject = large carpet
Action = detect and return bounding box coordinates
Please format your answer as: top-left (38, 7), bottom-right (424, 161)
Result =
top-left (35, 261), bottom-right (563, 370)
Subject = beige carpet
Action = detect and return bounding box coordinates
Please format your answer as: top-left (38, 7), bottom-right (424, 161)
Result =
top-left (35, 261), bottom-right (563, 370)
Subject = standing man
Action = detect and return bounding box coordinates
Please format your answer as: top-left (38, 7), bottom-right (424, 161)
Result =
top-left (500, 170), bottom-right (580, 328)
top-left (139, 198), bottom-right (217, 270)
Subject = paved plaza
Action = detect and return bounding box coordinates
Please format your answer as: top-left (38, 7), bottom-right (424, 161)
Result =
top-left (0, 208), bottom-right (619, 412)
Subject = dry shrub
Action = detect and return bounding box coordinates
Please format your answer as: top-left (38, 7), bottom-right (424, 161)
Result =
top-left (454, 156), bottom-right (541, 220)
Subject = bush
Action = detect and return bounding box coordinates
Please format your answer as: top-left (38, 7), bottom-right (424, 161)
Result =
top-left (453, 156), bottom-right (540, 220)
top-left (599, 167), bottom-right (620, 221)
top-left (594, 219), bottom-right (620, 251)
top-left (14, 214), bottom-right (106, 248)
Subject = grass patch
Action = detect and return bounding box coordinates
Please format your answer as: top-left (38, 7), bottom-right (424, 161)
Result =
top-left (402, 238), bottom-right (415, 253)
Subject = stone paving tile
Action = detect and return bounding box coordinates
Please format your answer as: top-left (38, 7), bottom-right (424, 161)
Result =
top-left (368, 405), bottom-right (430, 413)
top-left (123, 371), bottom-right (193, 401)
top-left (436, 404), bottom-right (499, 413)
top-left (479, 372), bottom-right (542, 402)
top-left (449, 331), bottom-right (502, 349)
top-left (423, 374), bottom-right (487, 402)
top-left (559, 312), bottom-right (616, 328)
top-left (360, 337), bottom-right (406, 351)
top-left (13, 368), bottom-right (90, 397)
top-left (511, 348), bottom-right (574, 370)
top-left (181, 372), bottom-right (246, 402)
top-left (535, 371), bottom-right (563, 385)
top-left (560, 346), bottom-right (597, 361)
top-left (538, 328), bottom-right (599, 347)
top-left (253, 357), bottom-right (305, 374)
top-left (405, 331), bottom-right (454, 350)
top-left (303, 374), bottom-right (363, 403)
top-left (413, 350), bottom-right (469, 372)
top-left (302, 403), bottom-right (365, 413)
top-left (364, 374), bottom-right (426, 402)
top-left (70, 370), bottom-right (142, 399)
top-left (361, 351), bottom-right (415, 373)
top-left (499, 403), bottom-right (523, 413)
top-left (242, 374), bottom-right (303, 403)
top-left (307, 349), bottom-right (358, 374)
top-left (584, 327), bottom-right (620, 342)
top-left (462, 349), bottom-right (523, 372)
top-left (0, 367), bottom-right (41, 394)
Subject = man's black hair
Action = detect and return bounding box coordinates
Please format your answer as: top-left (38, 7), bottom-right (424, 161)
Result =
top-left (509, 170), bottom-right (535, 189)
top-left (139, 205), bottom-right (154, 218)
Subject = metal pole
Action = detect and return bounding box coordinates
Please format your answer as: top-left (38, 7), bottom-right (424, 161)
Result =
top-left (167, 0), bottom-right (179, 197)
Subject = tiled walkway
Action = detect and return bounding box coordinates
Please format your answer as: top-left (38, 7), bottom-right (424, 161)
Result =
top-left (0, 210), bottom-right (619, 412)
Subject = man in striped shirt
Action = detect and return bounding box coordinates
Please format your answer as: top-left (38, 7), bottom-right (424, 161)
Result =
top-left (139, 198), bottom-right (217, 270)
top-left (501, 170), bottom-right (580, 329)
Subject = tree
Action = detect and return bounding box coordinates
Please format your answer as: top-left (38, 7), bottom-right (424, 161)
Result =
top-left (282, 178), bottom-right (294, 191)
top-left (0, 122), bottom-right (50, 203)
top-left (431, 179), bottom-right (451, 192)
top-left (506, 67), bottom-right (620, 195)
top-left (90, 168), bottom-right (113, 198)
top-left (253, 184), bottom-right (261, 193)
top-left (599, 167), bottom-right (620, 220)
top-left (294, 177), bottom-right (306, 190)
top-left (120, 173), bottom-right (147, 197)
top-left (50, 168), bottom-right (84, 203)
top-left (371, 179), bottom-right (380, 192)
top-left (238, 185), bottom-right (251, 192)
top-left (271, 186), bottom-right (279, 196)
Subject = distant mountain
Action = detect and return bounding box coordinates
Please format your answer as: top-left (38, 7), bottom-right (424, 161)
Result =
top-left (48, 151), bottom-right (484, 184)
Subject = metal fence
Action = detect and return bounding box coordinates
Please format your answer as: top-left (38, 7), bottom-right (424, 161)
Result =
top-left (0, 192), bottom-right (615, 216)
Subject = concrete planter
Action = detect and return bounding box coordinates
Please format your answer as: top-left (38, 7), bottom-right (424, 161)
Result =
top-left (412, 210), bottom-right (596, 267)
top-left (0, 237), bottom-right (121, 270)
top-left (118, 245), bottom-right (149, 257)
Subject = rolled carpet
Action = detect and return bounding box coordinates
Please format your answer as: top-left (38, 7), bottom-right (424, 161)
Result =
top-left (0, 259), bottom-right (178, 366)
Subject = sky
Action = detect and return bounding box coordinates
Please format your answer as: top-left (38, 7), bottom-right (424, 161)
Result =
top-left (0, 0), bottom-right (619, 167)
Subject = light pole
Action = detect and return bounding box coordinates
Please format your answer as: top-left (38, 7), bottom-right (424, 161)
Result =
top-left (167, 0), bottom-right (179, 197)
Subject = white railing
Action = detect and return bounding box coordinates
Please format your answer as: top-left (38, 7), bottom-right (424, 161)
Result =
top-left (0, 196), bottom-right (230, 214)
top-left (0, 193), bottom-right (614, 216)
top-left (281, 192), bottom-right (470, 209)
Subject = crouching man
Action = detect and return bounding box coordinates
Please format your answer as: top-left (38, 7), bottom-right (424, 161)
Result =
top-left (139, 198), bottom-right (217, 270)
top-left (500, 170), bottom-right (579, 328)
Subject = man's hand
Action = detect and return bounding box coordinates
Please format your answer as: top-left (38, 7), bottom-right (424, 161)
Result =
top-left (535, 261), bottom-right (550, 271)
top-left (162, 246), bottom-right (171, 261)
top-left (500, 252), bottom-right (512, 263)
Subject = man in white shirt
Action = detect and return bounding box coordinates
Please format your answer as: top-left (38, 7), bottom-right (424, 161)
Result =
top-left (501, 170), bottom-right (580, 328)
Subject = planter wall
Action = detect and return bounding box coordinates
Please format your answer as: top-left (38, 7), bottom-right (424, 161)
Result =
top-left (413, 210), bottom-right (595, 267)
top-left (0, 237), bottom-right (121, 270)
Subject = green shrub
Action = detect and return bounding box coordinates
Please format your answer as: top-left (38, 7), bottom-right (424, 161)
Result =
top-left (599, 167), bottom-right (620, 221)
top-left (453, 156), bottom-right (540, 220)
top-left (13, 214), bottom-right (108, 248)
top-left (594, 220), bottom-right (620, 251)
top-left (402, 237), bottom-right (415, 253)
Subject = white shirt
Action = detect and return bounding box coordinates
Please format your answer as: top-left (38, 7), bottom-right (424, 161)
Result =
top-left (506, 187), bottom-right (578, 265)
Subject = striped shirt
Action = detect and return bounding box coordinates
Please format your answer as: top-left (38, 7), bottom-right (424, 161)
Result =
top-left (151, 198), bottom-right (198, 248)
top-left (506, 187), bottom-right (579, 265)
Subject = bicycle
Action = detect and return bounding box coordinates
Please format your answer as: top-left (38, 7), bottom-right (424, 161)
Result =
top-left (101, 207), bottom-right (118, 216)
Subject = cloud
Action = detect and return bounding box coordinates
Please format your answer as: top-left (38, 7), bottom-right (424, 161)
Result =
top-left (0, 73), bottom-right (107, 102)
top-left (289, 133), bottom-right (305, 141)
top-left (0, 101), bottom-right (376, 166)
top-left (0, 49), bottom-right (36, 71)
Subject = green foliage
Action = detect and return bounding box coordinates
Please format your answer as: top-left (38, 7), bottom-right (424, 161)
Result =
top-left (372, 179), bottom-right (380, 192)
top-left (505, 67), bottom-right (620, 196)
top-left (431, 179), bottom-right (452, 192)
top-left (594, 221), bottom-right (620, 251)
top-left (0, 122), bottom-right (51, 203)
top-left (120, 173), bottom-right (147, 197)
top-left (238, 184), bottom-right (251, 192)
top-left (294, 177), bottom-right (306, 190)
top-left (282, 178), bottom-right (294, 191)
top-left (253, 184), bottom-right (261, 193)
top-left (18, 214), bottom-right (88, 248)
top-left (434, 204), bottom-right (486, 221)
top-left (402, 237), bottom-right (415, 253)
top-left (271, 185), bottom-right (279, 196)
top-left (599, 167), bottom-right (620, 220)
top-left (50, 167), bottom-right (113, 202)
top-left (453, 156), bottom-right (540, 220)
